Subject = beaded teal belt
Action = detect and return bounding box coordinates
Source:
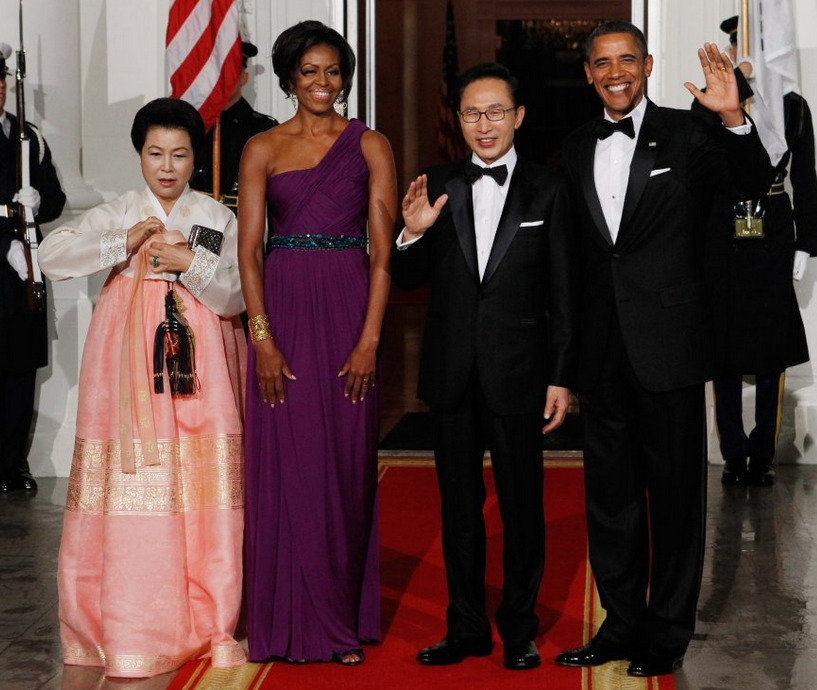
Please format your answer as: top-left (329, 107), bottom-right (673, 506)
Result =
top-left (268, 234), bottom-right (368, 250)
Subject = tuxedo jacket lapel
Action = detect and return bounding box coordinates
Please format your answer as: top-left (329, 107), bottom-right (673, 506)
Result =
top-left (446, 170), bottom-right (479, 280)
top-left (481, 164), bottom-right (532, 285)
top-left (618, 102), bottom-right (661, 243)
top-left (578, 125), bottom-right (613, 246)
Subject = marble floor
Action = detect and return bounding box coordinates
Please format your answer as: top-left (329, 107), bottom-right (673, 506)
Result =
top-left (1, 465), bottom-right (816, 689)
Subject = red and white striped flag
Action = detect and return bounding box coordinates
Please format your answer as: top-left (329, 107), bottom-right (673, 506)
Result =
top-left (166, 0), bottom-right (242, 132)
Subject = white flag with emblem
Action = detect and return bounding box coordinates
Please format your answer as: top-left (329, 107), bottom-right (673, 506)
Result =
top-left (737, 0), bottom-right (798, 166)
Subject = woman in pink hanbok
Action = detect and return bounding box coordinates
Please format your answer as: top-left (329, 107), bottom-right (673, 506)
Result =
top-left (39, 98), bottom-right (247, 678)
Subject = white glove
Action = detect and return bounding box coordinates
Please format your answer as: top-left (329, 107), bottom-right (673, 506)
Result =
top-left (6, 240), bottom-right (28, 281)
top-left (13, 186), bottom-right (41, 217)
top-left (793, 250), bottom-right (809, 281)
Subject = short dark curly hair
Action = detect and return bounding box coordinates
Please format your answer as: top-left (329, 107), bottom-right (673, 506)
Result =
top-left (130, 97), bottom-right (205, 159)
top-left (584, 20), bottom-right (649, 62)
top-left (271, 20), bottom-right (356, 104)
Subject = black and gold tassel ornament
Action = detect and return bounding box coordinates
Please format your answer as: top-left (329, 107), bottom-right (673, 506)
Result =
top-left (153, 285), bottom-right (199, 395)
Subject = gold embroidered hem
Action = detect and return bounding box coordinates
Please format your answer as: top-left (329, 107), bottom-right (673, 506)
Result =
top-left (211, 642), bottom-right (249, 668)
top-left (66, 434), bottom-right (244, 515)
top-left (63, 641), bottom-right (206, 678)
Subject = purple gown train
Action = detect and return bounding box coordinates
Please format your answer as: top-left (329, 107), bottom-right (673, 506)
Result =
top-left (244, 119), bottom-right (380, 662)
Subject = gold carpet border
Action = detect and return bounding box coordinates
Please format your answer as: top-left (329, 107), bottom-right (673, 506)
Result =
top-left (180, 661), bottom-right (208, 690)
top-left (583, 556), bottom-right (652, 690)
top-left (378, 456), bottom-right (583, 468)
top-left (181, 662), bottom-right (268, 690)
top-left (66, 434), bottom-right (243, 515)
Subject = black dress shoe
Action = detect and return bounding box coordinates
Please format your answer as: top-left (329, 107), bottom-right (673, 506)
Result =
top-left (555, 638), bottom-right (629, 667)
top-left (16, 472), bottom-right (38, 492)
top-left (417, 637), bottom-right (492, 665)
top-left (626, 651), bottom-right (684, 676)
top-left (746, 462), bottom-right (774, 486)
top-left (0, 473), bottom-right (37, 492)
top-left (721, 459), bottom-right (747, 485)
top-left (503, 640), bottom-right (540, 670)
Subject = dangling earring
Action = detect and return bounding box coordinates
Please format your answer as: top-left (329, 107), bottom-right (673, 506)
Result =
top-left (333, 91), bottom-right (348, 116)
top-left (288, 93), bottom-right (298, 110)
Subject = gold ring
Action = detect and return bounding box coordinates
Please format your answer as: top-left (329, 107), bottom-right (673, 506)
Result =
top-left (718, 65), bottom-right (727, 71)
top-left (152, 256), bottom-right (159, 268)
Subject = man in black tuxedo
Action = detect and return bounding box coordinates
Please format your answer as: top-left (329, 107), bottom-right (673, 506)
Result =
top-left (392, 63), bottom-right (575, 671)
top-left (555, 21), bottom-right (772, 677)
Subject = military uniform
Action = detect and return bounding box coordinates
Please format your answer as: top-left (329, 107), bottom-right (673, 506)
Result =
top-left (0, 110), bottom-right (66, 491)
top-left (190, 96), bottom-right (278, 213)
top-left (704, 67), bottom-right (817, 485)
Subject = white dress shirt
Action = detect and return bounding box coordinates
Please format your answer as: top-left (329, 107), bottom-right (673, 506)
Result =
top-left (0, 112), bottom-right (10, 139)
top-left (593, 98), bottom-right (753, 244)
top-left (471, 147), bottom-right (517, 279)
top-left (593, 98), bottom-right (647, 244)
top-left (396, 147), bottom-right (518, 281)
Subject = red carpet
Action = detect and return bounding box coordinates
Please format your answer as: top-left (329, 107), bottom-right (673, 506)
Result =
top-left (166, 458), bottom-right (676, 690)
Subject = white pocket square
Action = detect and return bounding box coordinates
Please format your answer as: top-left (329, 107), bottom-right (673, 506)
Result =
top-left (650, 167), bottom-right (671, 177)
top-left (519, 220), bottom-right (544, 227)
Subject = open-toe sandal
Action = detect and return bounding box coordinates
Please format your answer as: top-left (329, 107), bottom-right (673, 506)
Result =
top-left (331, 648), bottom-right (365, 666)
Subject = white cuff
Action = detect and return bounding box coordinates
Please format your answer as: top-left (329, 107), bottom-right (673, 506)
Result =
top-left (179, 245), bottom-right (219, 297)
top-left (395, 227), bottom-right (422, 250)
top-left (100, 229), bottom-right (128, 268)
top-left (725, 121), bottom-right (752, 135)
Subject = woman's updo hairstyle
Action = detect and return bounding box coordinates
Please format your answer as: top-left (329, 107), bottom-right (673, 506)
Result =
top-left (130, 97), bottom-right (205, 161)
top-left (272, 20), bottom-right (356, 106)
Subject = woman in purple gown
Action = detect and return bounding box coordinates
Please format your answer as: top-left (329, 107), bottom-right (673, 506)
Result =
top-left (237, 21), bottom-right (397, 666)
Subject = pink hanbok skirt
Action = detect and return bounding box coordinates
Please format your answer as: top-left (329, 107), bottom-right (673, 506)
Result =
top-left (58, 273), bottom-right (247, 678)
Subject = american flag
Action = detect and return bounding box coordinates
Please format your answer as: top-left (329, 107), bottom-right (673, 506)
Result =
top-left (436, 0), bottom-right (467, 161)
top-left (166, 0), bottom-right (242, 132)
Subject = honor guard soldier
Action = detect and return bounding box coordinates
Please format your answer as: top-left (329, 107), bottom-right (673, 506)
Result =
top-left (0, 43), bottom-right (66, 492)
top-left (704, 17), bottom-right (817, 486)
top-left (190, 40), bottom-right (279, 213)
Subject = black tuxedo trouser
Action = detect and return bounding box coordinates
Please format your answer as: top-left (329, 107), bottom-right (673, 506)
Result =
top-left (0, 370), bottom-right (36, 478)
top-left (714, 373), bottom-right (782, 465)
top-left (580, 320), bottom-right (707, 656)
top-left (430, 369), bottom-right (544, 646)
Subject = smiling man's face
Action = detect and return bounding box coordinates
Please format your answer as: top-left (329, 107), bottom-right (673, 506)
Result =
top-left (458, 77), bottom-right (525, 166)
top-left (584, 32), bottom-right (653, 121)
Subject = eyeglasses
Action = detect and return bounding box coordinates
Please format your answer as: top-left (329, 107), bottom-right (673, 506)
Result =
top-left (458, 106), bottom-right (516, 123)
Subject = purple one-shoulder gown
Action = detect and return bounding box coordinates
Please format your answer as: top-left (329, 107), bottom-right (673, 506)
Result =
top-left (244, 119), bottom-right (380, 662)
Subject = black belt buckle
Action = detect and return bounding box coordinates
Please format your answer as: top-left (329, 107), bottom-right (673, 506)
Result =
top-left (733, 199), bottom-right (765, 239)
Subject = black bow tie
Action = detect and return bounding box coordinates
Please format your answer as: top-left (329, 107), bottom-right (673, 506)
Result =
top-left (465, 162), bottom-right (508, 186)
top-left (595, 117), bottom-right (635, 140)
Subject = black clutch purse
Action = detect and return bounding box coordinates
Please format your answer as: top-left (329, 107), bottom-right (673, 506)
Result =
top-left (187, 224), bottom-right (224, 255)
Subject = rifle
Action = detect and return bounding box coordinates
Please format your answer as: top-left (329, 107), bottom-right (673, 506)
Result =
top-left (14, 0), bottom-right (46, 312)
